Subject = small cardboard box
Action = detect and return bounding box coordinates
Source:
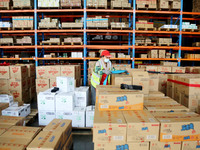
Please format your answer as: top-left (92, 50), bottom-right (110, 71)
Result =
top-left (123, 110), bottom-right (160, 142)
top-left (38, 111), bottom-right (56, 126)
top-left (9, 78), bottom-right (28, 91)
top-left (182, 141), bottom-right (200, 150)
top-left (111, 74), bottom-right (132, 86)
top-left (0, 116), bottom-right (25, 126)
top-left (0, 66), bottom-right (10, 79)
top-left (27, 131), bottom-right (63, 150)
top-left (72, 107), bottom-right (86, 127)
top-left (150, 141), bottom-right (181, 150)
top-left (10, 65), bottom-right (28, 80)
top-left (0, 94), bottom-right (13, 105)
top-left (93, 108), bottom-right (127, 143)
top-left (74, 86), bottom-right (89, 107)
top-left (157, 66), bottom-right (172, 72)
top-left (1, 126), bottom-right (41, 140)
top-left (2, 106), bottom-right (25, 117)
top-left (149, 74), bottom-right (159, 92)
top-left (56, 76), bottom-right (75, 93)
top-left (55, 92), bottom-right (74, 111)
top-left (36, 79), bottom-right (50, 92)
top-left (86, 105), bottom-right (95, 127)
top-left (46, 66), bottom-right (61, 79)
top-left (36, 66), bottom-right (47, 79)
top-left (98, 91), bottom-right (144, 111)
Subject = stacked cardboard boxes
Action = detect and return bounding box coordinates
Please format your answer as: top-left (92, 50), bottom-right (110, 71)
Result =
top-left (38, 0), bottom-right (59, 7)
top-left (160, 24), bottom-right (178, 29)
top-left (64, 37), bottom-right (82, 44)
top-left (185, 54), bottom-right (200, 59)
top-left (61, 0), bottom-right (82, 8)
top-left (36, 65), bottom-right (81, 93)
top-left (62, 22), bottom-right (83, 28)
top-left (111, 0), bottom-right (131, 9)
top-left (136, 0), bottom-right (157, 9)
top-left (87, 0), bottom-right (107, 8)
top-left (71, 52), bottom-right (83, 58)
top-left (136, 19), bottom-right (154, 29)
top-left (0, 38), bottom-right (13, 45)
top-left (158, 0), bottom-right (181, 10)
top-left (182, 22), bottom-right (198, 29)
top-left (88, 52), bottom-right (96, 57)
top-left (0, 0), bottom-right (10, 9)
top-left (16, 36), bottom-right (32, 45)
top-left (87, 16), bottom-right (109, 28)
top-left (193, 0), bottom-right (200, 12)
top-left (13, 0), bottom-right (32, 8)
top-left (148, 50), bottom-right (158, 58)
top-left (0, 21), bottom-right (11, 28)
top-left (157, 38), bottom-right (173, 45)
top-left (12, 16), bottom-right (33, 29)
top-left (136, 36), bottom-right (152, 45)
top-left (111, 22), bottom-right (129, 29)
top-left (41, 38), bottom-right (60, 45)
top-left (39, 18), bottom-right (59, 29)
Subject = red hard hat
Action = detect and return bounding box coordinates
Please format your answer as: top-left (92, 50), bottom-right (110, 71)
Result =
top-left (100, 50), bottom-right (111, 57)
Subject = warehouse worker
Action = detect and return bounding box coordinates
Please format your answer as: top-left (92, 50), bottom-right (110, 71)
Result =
top-left (91, 50), bottom-right (113, 105)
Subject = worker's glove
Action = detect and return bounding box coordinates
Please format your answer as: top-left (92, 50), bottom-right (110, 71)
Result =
top-left (102, 70), bottom-right (112, 75)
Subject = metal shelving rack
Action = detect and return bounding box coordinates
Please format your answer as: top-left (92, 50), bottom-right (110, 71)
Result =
top-left (1, 0), bottom-right (200, 85)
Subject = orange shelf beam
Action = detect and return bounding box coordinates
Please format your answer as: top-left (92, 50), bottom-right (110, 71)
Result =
top-left (0, 46), bottom-right (35, 49)
top-left (86, 9), bottom-right (133, 13)
top-left (181, 59), bottom-right (200, 61)
top-left (37, 29), bottom-right (84, 33)
top-left (135, 58), bottom-right (177, 61)
top-left (86, 29), bottom-right (133, 33)
top-left (37, 45), bottom-right (84, 49)
top-left (0, 58), bottom-right (34, 60)
top-left (136, 30), bottom-right (180, 34)
top-left (0, 30), bottom-right (35, 34)
top-left (0, 10), bottom-right (34, 13)
top-left (86, 57), bottom-right (132, 60)
top-left (37, 57), bottom-right (83, 60)
top-left (136, 10), bottom-right (180, 14)
top-left (37, 9), bottom-right (84, 12)
top-left (86, 45), bottom-right (132, 49)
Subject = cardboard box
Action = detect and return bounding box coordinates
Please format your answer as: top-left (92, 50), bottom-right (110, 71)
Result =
top-left (94, 142), bottom-right (150, 150)
top-left (150, 141), bottom-right (181, 150)
top-left (0, 94), bottom-right (14, 105)
top-left (2, 106), bottom-right (26, 117)
top-left (111, 74), bottom-right (132, 86)
top-left (171, 67), bottom-right (186, 73)
top-left (0, 137), bottom-right (31, 150)
top-left (1, 126), bottom-right (41, 140)
top-left (158, 66), bottom-right (172, 73)
top-left (98, 91), bottom-right (144, 111)
top-left (0, 66), bottom-right (10, 79)
top-left (10, 65), bottom-right (28, 79)
top-left (50, 78), bottom-right (57, 88)
top-left (56, 92), bottom-right (74, 112)
top-left (43, 119), bottom-right (72, 145)
top-left (10, 90), bottom-right (30, 103)
top-left (38, 111), bottom-right (56, 126)
top-left (27, 131), bottom-right (63, 150)
top-left (0, 116), bottom-right (25, 126)
top-left (93, 108), bottom-right (127, 142)
top-left (153, 112), bottom-right (200, 142)
top-left (149, 74), bottom-right (159, 92)
top-left (61, 65), bottom-right (80, 79)
top-left (36, 79), bottom-right (50, 92)
top-left (74, 86), bottom-right (89, 107)
top-left (0, 124), bottom-right (12, 136)
top-left (56, 76), bottom-right (75, 92)
top-left (182, 141), bottom-right (200, 150)
top-left (146, 66), bottom-right (158, 72)
top-left (123, 110), bottom-right (160, 142)
top-left (9, 78), bottom-right (28, 91)
top-left (36, 66), bottom-right (47, 79)
top-left (56, 111), bottom-right (73, 120)
top-left (46, 66), bottom-right (61, 78)
top-left (86, 105), bottom-right (95, 127)
top-left (73, 107), bottom-right (86, 127)
top-left (0, 79), bottom-right (9, 92)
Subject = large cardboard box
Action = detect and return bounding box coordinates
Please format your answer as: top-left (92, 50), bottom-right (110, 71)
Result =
top-left (0, 124), bottom-right (12, 136)
top-left (36, 66), bottom-right (47, 79)
top-left (111, 74), bottom-right (132, 86)
top-left (0, 79), bottom-right (9, 92)
top-left (61, 65), bottom-right (80, 79)
top-left (0, 116), bottom-right (25, 126)
top-left (157, 66), bottom-right (172, 73)
top-left (172, 67), bottom-right (186, 73)
top-left (93, 108), bottom-right (127, 143)
top-left (153, 112), bottom-right (200, 142)
top-left (94, 142), bottom-right (150, 150)
top-left (1, 126), bottom-right (41, 140)
top-left (56, 92), bottom-right (74, 112)
top-left (9, 78), bottom-right (28, 91)
top-left (10, 89), bottom-right (30, 103)
top-left (27, 131), bottom-right (63, 150)
top-left (149, 74), bottom-right (159, 92)
top-left (43, 119), bottom-right (72, 145)
top-left (36, 79), bottom-right (50, 92)
top-left (146, 66), bottom-right (158, 72)
top-left (123, 110), bottom-right (160, 142)
top-left (46, 66), bottom-right (61, 78)
top-left (38, 110), bottom-right (56, 126)
top-left (0, 66), bottom-right (10, 79)
top-left (98, 91), bottom-right (144, 111)
top-left (10, 65), bottom-right (28, 79)
top-left (0, 137), bottom-right (31, 150)
top-left (182, 141), bottom-right (200, 150)
top-left (56, 111), bottom-right (73, 120)
top-left (56, 76), bottom-right (75, 92)
top-left (150, 141), bottom-right (181, 150)
top-left (74, 86), bottom-right (89, 107)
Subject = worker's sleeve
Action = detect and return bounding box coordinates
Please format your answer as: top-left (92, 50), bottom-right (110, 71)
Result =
top-left (94, 61), bottom-right (103, 75)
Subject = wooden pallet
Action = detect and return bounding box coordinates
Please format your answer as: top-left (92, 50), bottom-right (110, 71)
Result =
top-left (136, 43), bottom-right (156, 46)
top-left (0, 27), bottom-right (11, 30)
top-left (40, 42), bottom-right (60, 45)
top-left (0, 43), bottom-right (14, 46)
top-left (38, 27), bottom-right (59, 29)
top-left (111, 27), bottom-right (131, 30)
top-left (136, 27), bottom-right (156, 31)
top-left (136, 4), bottom-right (157, 10)
top-left (111, 6), bottom-right (132, 10)
top-left (62, 42), bottom-right (83, 45)
top-left (38, 7), bottom-right (60, 9)
top-left (61, 6), bottom-right (82, 9)
top-left (24, 109), bottom-right (38, 125)
top-left (0, 6), bottom-right (10, 10)
top-left (14, 43), bottom-right (33, 46)
top-left (192, 42), bottom-right (200, 47)
top-left (13, 27), bottom-right (33, 30)
top-left (87, 26), bottom-right (108, 29)
top-left (157, 43), bottom-right (178, 46)
top-left (11, 6), bottom-right (33, 9)
top-left (182, 29), bottom-right (199, 32)
top-left (158, 28), bottom-right (178, 31)
top-left (87, 6), bottom-right (107, 9)
top-left (72, 127), bottom-right (93, 135)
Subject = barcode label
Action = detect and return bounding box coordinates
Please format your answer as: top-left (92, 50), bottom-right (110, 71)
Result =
top-left (101, 105), bottom-right (108, 109)
top-left (113, 136), bottom-right (123, 141)
top-left (149, 118), bottom-right (156, 122)
top-left (147, 135), bottom-right (156, 140)
top-left (163, 135), bottom-right (172, 139)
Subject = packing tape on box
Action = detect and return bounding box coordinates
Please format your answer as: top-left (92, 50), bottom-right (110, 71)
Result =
top-left (167, 79), bottom-right (200, 87)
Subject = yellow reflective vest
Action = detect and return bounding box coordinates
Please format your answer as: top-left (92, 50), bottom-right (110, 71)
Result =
top-left (91, 59), bottom-right (112, 88)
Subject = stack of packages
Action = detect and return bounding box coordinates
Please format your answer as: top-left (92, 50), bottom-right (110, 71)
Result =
top-left (182, 22), bottom-right (198, 30)
top-left (71, 52), bottom-right (83, 58)
top-left (63, 37), bottom-right (82, 44)
top-left (87, 16), bottom-right (109, 28)
top-left (16, 36), bottom-right (32, 45)
top-left (39, 18), bottom-right (59, 29)
top-left (160, 24), bottom-right (178, 29)
top-left (110, 53), bottom-right (116, 58)
top-left (185, 66), bottom-right (200, 74)
top-left (41, 38), bottom-right (60, 44)
top-left (61, 0), bottom-right (82, 8)
top-left (87, 0), bottom-right (107, 8)
top-left (0, 64), bottom-right (36, 103)
top-left (185, 54), bottom-right (200, 59)
top-left (28, 119), bottom-right (72, 149)
top-left (0, 38), bottom-right (13, 45)
top-left (62, 21), bottom-right (83, 28)
top-left (0, 0), bottom-right (10, 9)
top-left (136, 0), bottom-right (157, 9)
top-left (111, 0), bottom-right (131, 8)
top-left (0, 21), bottom-right (11, 28)
top-left (38, 0), bottom-right (59, 7)
top-left (136, 19), bottom-right (154, 29)
top-left (118, 53), bottom-right (130, 58)
top-left (147, 50), bottom-right (166, 58)
top-left (158, 0), bottom-right (181, 10)
top-left (37, 77), bottom-right (94, 128)
top-left (135, 36), bottom-right (152, 45)
top-left (157, 38), bottom-right (173, 45)
top-left (110, 22), bottom-right (129, 29)
top-left (88, 52), bottom-right (96, 58)
top-left (36, 65), bottom-right (82, 94)
top-left (12, 16), bottom-right (33, 29)
top-left (193, 0), bottom-right (200, 12)
top-left (12, 0), bottom-right (32, 8)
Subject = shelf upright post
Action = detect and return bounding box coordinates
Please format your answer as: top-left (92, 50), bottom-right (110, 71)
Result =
top-left (34, 0), bottom-right (38, 67)
top-left (170, 15), bottom-right (173, 55)
top-left (178, 0), bottom-right (183, 66)
top-left (132, 0), bottom-right (136, 68)
top-left (0, 15), bottom-right (3, 59)
top-left (128, 13), bottom-right (131, 64)
top-left (83, 0), bottom-right (87, 86)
